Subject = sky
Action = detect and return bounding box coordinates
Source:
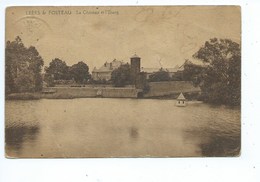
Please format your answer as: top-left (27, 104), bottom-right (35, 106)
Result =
top-left (6, 6), bottom-right (241, 71)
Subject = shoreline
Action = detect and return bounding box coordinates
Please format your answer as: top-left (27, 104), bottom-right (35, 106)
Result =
top-left (6, 81), bottom-right (203, 100)
top-left (6, 92), bottom-right (194, 100)
top-left (6, 92), bottom-right (241, 109)
top-left (6, 92), bottom-right (180, 100)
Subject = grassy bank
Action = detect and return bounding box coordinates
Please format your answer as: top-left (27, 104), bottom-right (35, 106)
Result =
top-left (7, 93), bottom-right (41, 100)
top-left (6, 92), bottom-right (97, 100)
top-left (6, 86), bottom-right (138, 100)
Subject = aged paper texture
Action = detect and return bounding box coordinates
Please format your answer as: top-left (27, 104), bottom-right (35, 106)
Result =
top-left (5, 6), bottom-right (241, 158)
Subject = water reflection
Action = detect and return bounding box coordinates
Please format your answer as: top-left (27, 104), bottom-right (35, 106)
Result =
top-left (201, 136), bottom-right (240, 156)
top-left (5, 99), bottom-right (240, 157)
top-left (199, 129), bottom-right (240, 157)
top-left (184, 116), bottom-right (240, 157)
top-left (5, 123), bottom-right (40, 155)
top-left (129, 127), bottom-right (139, 140)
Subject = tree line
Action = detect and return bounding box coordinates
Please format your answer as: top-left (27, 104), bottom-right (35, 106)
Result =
top-left (183, 38), bottom-right (241, 106)
top-left (6, 36), bottom-right (91, 93)
top-left (6, 37), bottom-right (44, 93)
top-left (6, 36), bottom-right (241, 105)
top-left (44, 58), bottom-right (90, 87)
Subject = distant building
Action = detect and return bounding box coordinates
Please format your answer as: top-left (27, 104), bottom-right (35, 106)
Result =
top-left (164, 65), bottom-right (182, 78)
top-left (92, 59), bottom-right (123, 81)
top-left (140, 68), bottom-right (161, 79)
top-left (140, 60), bottom-right (191, 80)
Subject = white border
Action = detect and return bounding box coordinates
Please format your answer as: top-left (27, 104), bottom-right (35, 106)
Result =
top-left (1, 1), bottom-right (260, 182)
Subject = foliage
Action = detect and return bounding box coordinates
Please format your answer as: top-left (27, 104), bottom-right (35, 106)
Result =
top-left (45, 58), bottom-right (70, 80)
top-left (89, 78), bottom-right (112, 85)
top-left (27, 46), bottom-right (44, 91)
top-left (45, 59), bottom-right (90, 85)
top-left (5, 36), bottom-right (44, 94)
top-left (14, 69), bottom-right (35, 92)
top-left (69, 61), bottom-right (90, 84)
top-left (148, 68), bottom-right (171, 82)
top-left (193, 38), bottom-right (241, 106)
top-left (111, 63), bottom-right (132, 87)
top-left (182, 61), bottom-right (206, 86)
top-left (44, 73), bottom-right (55, 87)
top-left (171, 72), bottom-right (183, 81)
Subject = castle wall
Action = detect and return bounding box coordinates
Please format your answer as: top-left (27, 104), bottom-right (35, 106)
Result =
top-left (144, 81), bottom-right (201, 97)
top-left (43, 86), bottom-right (138, 98)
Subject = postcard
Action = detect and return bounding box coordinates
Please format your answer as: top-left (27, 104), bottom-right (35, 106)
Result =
top-left (5, 6), bottom-right (241, 158)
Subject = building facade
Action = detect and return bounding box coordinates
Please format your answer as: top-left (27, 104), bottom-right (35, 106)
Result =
top-left (92, 59), bottom-right (123, 81)
top-left (92, 55), bottom-right (189, 82)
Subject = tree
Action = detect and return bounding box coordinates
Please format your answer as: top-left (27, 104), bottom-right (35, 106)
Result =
top-left (111, 63), bottom-right (132, 87)
top-left (182, 61), bottom-right (206, 86)
top-left (45, 58), bottom-right (70, 80)
top-left (26, 46), bottom-right (44, 91)
top-left (193, 38), bottom-right (241, 105)
top-left (14, 69), bottom-right (35, 92)
top-left (5, 36), bottom-right (44, 93)
top-left (69, 61), bottom-right (90, 84)
top-left (6, 36), bottom-right (27, 93)
top-left (148, 68), bottom-right (171, 82)
top-left (43, 73), bottom-right (55, 87)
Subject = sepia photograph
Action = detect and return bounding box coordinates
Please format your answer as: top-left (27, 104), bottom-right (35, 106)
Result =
top-left (5, 6), bottom-right (241, 158)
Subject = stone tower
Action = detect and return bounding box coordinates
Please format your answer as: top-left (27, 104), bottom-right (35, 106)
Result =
top-left (130, 54), bottom-right (141, 85)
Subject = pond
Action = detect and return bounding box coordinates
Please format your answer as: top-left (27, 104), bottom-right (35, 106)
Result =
top-left (5, 98), bottom-right (240, 157)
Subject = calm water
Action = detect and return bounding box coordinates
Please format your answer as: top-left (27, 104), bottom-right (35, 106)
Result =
top-left (5, 98), bottom-right (240, 157)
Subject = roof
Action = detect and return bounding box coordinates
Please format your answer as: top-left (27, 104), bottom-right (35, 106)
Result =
top-left (177, 93), bottom-right (186, 100)
top-left (131, 54), bottom-right (140, 59)
top-left (92, 60), bottom-right (123, 73)
top-left (92, 65), bottom-right (112, 73)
